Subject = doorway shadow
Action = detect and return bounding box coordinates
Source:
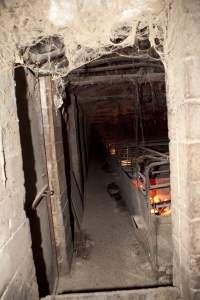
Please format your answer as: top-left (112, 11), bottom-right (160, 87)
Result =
top-left (14, 66), bottom-right (50, 297)
top-left (61, 94), bottom-right (76, 240)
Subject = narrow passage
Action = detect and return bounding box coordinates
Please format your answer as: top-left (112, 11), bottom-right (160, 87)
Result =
top-left (59, 157), bottom-right (157, 293)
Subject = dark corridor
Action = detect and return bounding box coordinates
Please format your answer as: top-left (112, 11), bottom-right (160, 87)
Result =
top-left (57, 49), bottom-right (172, 292)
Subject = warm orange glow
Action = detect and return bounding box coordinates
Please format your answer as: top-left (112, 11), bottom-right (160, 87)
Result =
top-left (110, 147), bottom-right (116, 155)
top-left (132, 178), bottom-right (171, 217)
top-left (131, 179), bottom-right (145, 190)
top-left (150, 186), bottom-right (171, 216)
top-left (120, 159), bottom-right (132, 167)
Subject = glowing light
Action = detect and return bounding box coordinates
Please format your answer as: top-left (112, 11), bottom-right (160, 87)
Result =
top-left (121, 159), bottom-right (132, 166)
top-left (110, 147), bottom-right (116, 155)
top-left (149, 187), bottom-right (171, 216)
top-left (132, 177), bottom-right (171, 217)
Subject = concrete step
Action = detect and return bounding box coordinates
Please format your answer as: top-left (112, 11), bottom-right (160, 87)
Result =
top-left (42, 287), bottom-right (181, 300)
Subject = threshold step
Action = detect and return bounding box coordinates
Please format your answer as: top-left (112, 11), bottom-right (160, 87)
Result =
top-left (42, 287), bottom-right (180, 300)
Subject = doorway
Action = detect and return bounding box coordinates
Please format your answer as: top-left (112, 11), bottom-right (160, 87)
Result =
top-left (57, 49), bottom-right (172, 292)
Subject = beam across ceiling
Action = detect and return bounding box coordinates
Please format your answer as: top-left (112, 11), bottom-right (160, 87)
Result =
top-left (79, 53), bottom-right (160, 68)
top-left (71, 63), bottom-right (163, 74)
top-left (77, 95), bottom-right (134, 104)
top-left (68, 73), bottom-right (165, 87)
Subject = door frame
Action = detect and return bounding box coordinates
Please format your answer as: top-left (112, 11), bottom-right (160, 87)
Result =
top-left (39, 76), bottom-right (73, 282)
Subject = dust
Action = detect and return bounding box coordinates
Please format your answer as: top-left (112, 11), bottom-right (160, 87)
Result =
top-left (0, 0), bottom-right (167, 75)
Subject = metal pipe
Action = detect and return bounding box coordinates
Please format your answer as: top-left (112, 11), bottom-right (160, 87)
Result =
top-left (140, 146), bottom-right (169, 160)
top-left (151, 169), bottom-right (169, 175)
top-left (153, 200), bottom-right (171, 209)
top-left (145, 160), bottom-right (170, 207)
top-left (149, 183), bottom-right (170, 190)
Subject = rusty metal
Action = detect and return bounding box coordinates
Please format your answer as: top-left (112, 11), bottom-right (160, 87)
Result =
top-left (108, 142), bottom-right (171, 212)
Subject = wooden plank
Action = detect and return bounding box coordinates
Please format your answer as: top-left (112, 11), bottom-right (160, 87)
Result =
top-left (77, 95), bottom-right (133, 104)
top-left (40, 77), bottom-right (73, 278)
top-left (71, 62), bottom-right (163, 74)
top-left (69, 73), bottom-right (165, 86)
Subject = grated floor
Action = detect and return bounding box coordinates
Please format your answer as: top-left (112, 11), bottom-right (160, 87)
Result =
top-left (58, 159), bottom-right (158, 293)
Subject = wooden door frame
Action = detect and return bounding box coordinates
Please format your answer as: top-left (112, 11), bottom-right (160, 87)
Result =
top-left (39, 76), bottom-right (73, 287)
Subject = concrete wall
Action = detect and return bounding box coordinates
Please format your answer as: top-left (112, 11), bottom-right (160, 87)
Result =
top-left (0, 1), bottom-right (200, 299)
top-left (0, 69), bottom-right (39, 299)
top-left (166, 1), bottom-right (200, 299)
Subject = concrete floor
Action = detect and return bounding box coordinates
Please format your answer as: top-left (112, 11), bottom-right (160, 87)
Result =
top-left (58, 159), bottom-right (158, 293)
top-left (44, 287), bottom-right (180, 300)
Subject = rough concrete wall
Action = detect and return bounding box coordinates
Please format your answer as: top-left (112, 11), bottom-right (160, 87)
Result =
top-left (0, 0), bottom-right (199, 299)
top-left (0, 70), bottom-right (39, 299)
top-left (165, 1), bottom-right (200, 299)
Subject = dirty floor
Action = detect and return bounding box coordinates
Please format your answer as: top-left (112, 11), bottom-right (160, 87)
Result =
top-left (58, 159), bottom-right (158, 293)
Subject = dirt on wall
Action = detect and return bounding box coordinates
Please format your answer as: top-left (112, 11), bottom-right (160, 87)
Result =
top-left (1, 1), bottom-right (200, 300)
top-left (0, 0), bottom-right (166, 74)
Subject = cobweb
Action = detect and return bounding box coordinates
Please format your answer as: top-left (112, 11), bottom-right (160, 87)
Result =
top-left (0, 0), bottom-right (167, 75)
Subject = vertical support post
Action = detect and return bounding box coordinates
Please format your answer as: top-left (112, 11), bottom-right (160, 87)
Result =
top-left (40, 76), bottom-right (73, 283)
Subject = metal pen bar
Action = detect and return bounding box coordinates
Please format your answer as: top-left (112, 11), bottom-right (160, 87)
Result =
top-left (152, 200), bottom-right (171, 209)
top-left (140, 146), bottom-right (169, 160)
top-left (145, 160), bottom-right (170, 206)
top-left (151, 169), bottom-right (170, 175)
top-left (149, 183), bottom-right (170, 190)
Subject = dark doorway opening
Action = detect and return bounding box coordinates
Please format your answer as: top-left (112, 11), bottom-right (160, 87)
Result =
top-left (58, 48), bottom-right (172, 293)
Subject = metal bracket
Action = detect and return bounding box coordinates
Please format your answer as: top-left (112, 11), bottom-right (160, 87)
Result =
top-left (32, 184), bottom-right (54, 210)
